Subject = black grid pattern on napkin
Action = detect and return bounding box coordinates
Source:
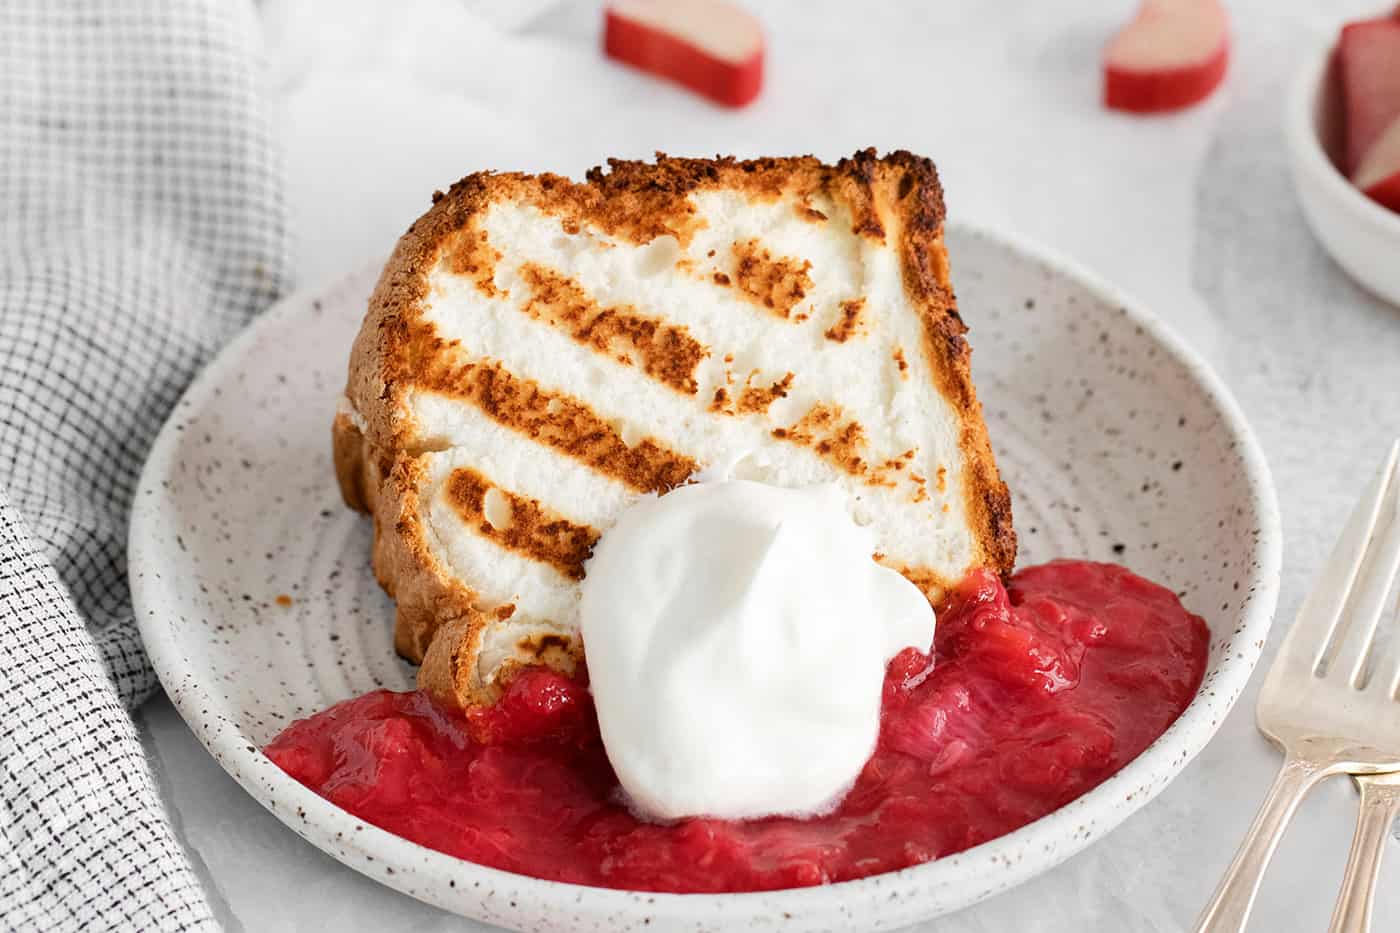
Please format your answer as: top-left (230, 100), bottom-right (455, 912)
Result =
top-left (1, 0), bottom-right (290, 929)
top-left (0, 500), bottom-right (215, 931)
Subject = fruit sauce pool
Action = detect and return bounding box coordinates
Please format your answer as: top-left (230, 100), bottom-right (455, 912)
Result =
top-left (266, 560), bottom-right (1209, 893)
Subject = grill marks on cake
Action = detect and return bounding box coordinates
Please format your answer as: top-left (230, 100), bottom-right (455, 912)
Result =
top-left (824, 298), bottom-right (867, 342)
top-left (446, 468), bottom-right (599, 579)
top-left (738, 373), bottom-right (795, 414)
top-left (728, 239), bottom-right (813, 319)
top-left (516, 263), bottom-right (706, 395)
top-left (711, 371), bottom-right (795, 416)
top-left (881, 560), bottom-right (956, 602)
top-left (773, 403), bottom-right (892, 485)
top-left (414, 349), bottom-right (697, 494)
top-left (432, 224), bottom-right (925, 493)
top-left (512, 631), bottom-right (576, 667)
top-left (773, 404), bottom-right (863, 467)
top-left (416, 329), bottom-right (915, 493)
top-left (446, 231), bottom-right (504, 298)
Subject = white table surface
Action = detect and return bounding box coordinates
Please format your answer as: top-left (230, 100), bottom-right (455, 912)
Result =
top-left (138, 0), bottom-right (1400, 929)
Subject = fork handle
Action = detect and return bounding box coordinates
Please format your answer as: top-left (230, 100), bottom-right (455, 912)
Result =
top-left (1327, 775), bottom-right (1400, 933)
top-left (1194, 754), bottom-right (1328, 933)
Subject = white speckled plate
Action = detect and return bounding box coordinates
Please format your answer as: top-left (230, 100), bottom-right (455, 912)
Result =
top-left (131, 224), bottom-right (1281, 932)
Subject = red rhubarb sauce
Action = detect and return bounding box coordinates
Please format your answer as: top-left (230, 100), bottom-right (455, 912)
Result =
top-left (266, 560), bottom-right (1209, 893)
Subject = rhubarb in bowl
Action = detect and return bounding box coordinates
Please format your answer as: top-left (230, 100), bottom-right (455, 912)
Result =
top-left (1287, 16), bottom-right (1400, 306)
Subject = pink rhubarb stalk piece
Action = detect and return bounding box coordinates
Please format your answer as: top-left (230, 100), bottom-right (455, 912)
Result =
top-left (604, 0), bottom-right (764, 108)
top-left (1338, 18), bottom-right (1400, 176)
top-left (1354, 114), bottom-right (1400, 213)
top-left (1103, 0), bottom-right (1230, 114)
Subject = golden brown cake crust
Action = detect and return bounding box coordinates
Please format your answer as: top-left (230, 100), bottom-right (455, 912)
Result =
top-left (334, 149), bottom-right (1016, 708)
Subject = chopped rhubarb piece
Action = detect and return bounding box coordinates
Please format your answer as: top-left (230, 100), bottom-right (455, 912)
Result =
top-left (604, 0), bottom-right (763, 108)
top-left (266, 562), bottom-right (1209, 893)
top-left (1338, 19), bottom-right (1400, 174)
top-left (1355, 114), bottom-right (1400, 212)
top-left (1103, 0), bottom-right (1230, 113)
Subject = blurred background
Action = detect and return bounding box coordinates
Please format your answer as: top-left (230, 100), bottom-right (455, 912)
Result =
top-left (264, 0), bottom-right (1377, 351)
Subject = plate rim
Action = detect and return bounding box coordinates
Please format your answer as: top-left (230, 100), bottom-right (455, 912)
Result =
top-left (131, 220), bottom-right (1282, 929)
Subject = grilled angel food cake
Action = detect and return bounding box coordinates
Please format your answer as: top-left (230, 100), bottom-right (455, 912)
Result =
top-left (333, 150), bottom-right (1015, 710)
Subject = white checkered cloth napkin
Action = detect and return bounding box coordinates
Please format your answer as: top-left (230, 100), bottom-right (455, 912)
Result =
top-left (0, 1), bottom-right (289, 929)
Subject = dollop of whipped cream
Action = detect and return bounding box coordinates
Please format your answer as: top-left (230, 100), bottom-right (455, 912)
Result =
top-left (579, 477), bottom-right (937, 822)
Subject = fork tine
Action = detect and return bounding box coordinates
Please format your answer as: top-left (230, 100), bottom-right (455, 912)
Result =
top-left (1384, 589), bottom-right (1400, 700)
top-left (1276, 441), bottom-right (1400, 682)
top-left (1333, 453), bottom-right (1400, 688)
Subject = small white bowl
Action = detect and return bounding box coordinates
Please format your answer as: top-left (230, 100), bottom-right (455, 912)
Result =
top-left (1287, 34), bottom-right (1400, 306)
